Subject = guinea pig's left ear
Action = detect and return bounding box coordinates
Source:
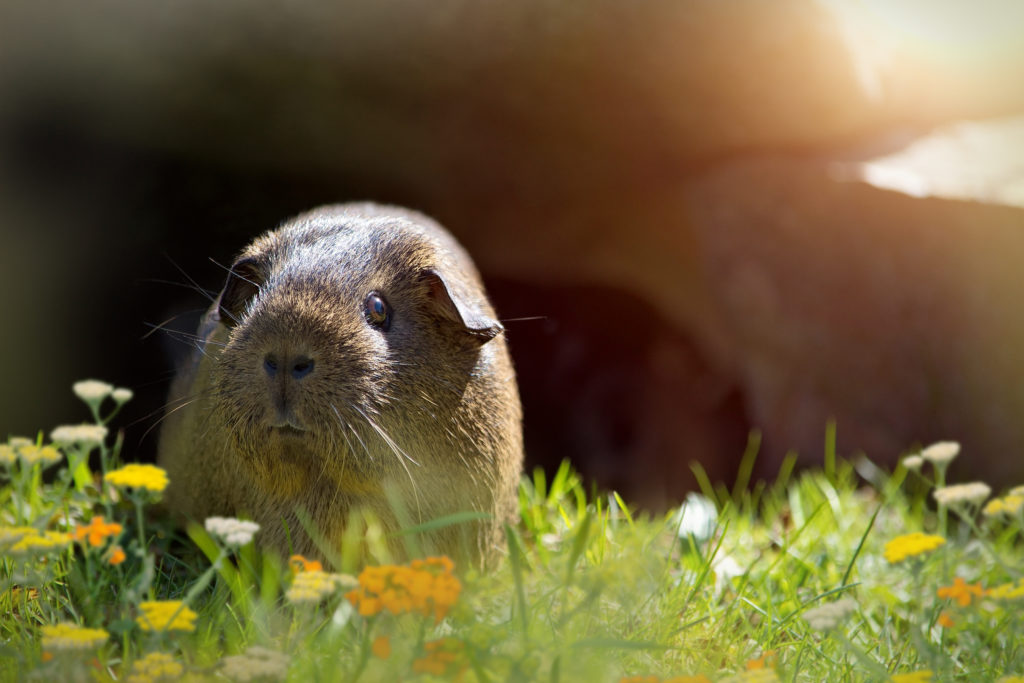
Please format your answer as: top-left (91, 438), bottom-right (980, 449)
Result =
top-left (421, 269), bottom-right (503, 342)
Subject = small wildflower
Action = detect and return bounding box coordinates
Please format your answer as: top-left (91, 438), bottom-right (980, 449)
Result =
top-left (136, 600), bottom-right (198, 632)
top-left (0, 525), bottom-right (37, 548)
top-left (17, 444), bottom-right (62, 468)
top-left (112, 387), bottom-right (134, 404)
top-left (746, 651), bottom-right (776, 670)
top-left (1010, 486), bottom-right (1024, 497)
top-left (73, 380), bottom-right (114, 403)
top-left (346, 556), bottom-right (462, 623)
top-left (0, 444), bottom-right (18, 466)
top-left (920, 441), bottom-right (959, 465)
top-left (205, 516), bottom-right (260, 547)
top-left (901, 455), bottom-right (924, 471)
top-left (50, 424), bottom-right (109, 447)
top-left (371, 635), bottom-right (391, 660)
top-left (937, 612), bottom-right (954, 628)
top-left (933, 482), bottom-right (991, 507)
top-left (286, 571), bottom-right (356, 605)
top-left (125, 652), bottom-right (184, 683)
top-left (40, 622), bottom-right (109, 653)
top-left (883, 533), bottom-right (945, 563)
top-left (5, 528), bottom-right (72, 558)
top-left (105, 464), bottom-right (169, 493)
top-left (984, 495), bottom-right (1024, 518)
top-left (73, 516), bottom-right (123, 547)
top-left (289, 554), bottom-right (323, 573)
top-left (802, 596), bottom-right (859, 631)
top-left (412, 638), bottom-right (467, 678)
top-left (221, 646), bottom-right (290, 682)
top-left (890, 671), bottom-right (933, 683)
top-left (937, 577), bottom-right (986, 607)
top-left (989, 578), bottom-right (1024, 600)
top-left (108, 546), bottom-right (127, 565)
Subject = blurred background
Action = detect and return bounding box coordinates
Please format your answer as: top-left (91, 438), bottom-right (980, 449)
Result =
top-left (1, 0), bottom-right (1023, 507)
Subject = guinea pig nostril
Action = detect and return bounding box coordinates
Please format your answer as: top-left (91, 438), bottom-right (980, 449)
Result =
top-left (291, 357), bottom-right (314, 380)
top-left (263, 355), bottom-right (279, 377)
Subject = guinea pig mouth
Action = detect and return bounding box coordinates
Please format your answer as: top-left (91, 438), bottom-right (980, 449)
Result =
top-left (271, 424), bottom-right (307, 439)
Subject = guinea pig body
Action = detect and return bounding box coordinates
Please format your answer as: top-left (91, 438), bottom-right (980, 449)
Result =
top-left (157, 203), bottom-right (523, 563)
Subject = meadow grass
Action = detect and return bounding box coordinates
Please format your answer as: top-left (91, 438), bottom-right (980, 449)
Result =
top-left (2, 382), bottom-right (1023, 682)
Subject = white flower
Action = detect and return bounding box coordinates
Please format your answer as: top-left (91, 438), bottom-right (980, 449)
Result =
top-left (1009, 485), bottom-right (1024, 498)
top-left (205, 516), bottom-right (261, 547)
top-left (221, 646), bottom-right (290, 682)
top-left (933, 482), bottom-right (991, 507)
top-left (920, 441), bottom-right (960, 465)
top-left (802, 596), bottom-right (859, 631)
top-left (901, 455), bottom-right (924, 471)
top-left (50, 424), bottom-right (109, 446)
top-left (112, 388), bottom-right (134, 404)
top-left (73, 380), bottom-right (113, 403)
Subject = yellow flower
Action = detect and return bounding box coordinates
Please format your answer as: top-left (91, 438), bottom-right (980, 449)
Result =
top-left (937, 577), bottom-right (986, 607)
top-left (73, 516), bottom-right (124, 547)
top-left (3, 528), bottom-right (72, 559)
top-left (125, 652), bottom-right (184, 683)
top-left (105, 464), bottom-right (169, 493)
top-left (996, 677), bottom-right (1024, 683)
top-left (937, 612), bottom-right (954, 628)
top-left (286, 571), bottom-right (356, 605)
top-left (0, 444), bottom-right (18, 466)
top-left (345, 556), bottom-right (462, 623)
top-left (890, 671), bottom-right (932, 683)
top-left (108, 546), bottom-right (127, 565)
top-left (984, 495), bottom-right (1024, 518)
top-left (883, 533), bottom-right (945, 563)
top-left (136, 601), bottom-right (198, 632)
top-left (16, 444), bottom-right (62, 468)
top-left (989, 578), bottom-right (1024, 600)
top-left (40, 622), bottom-right (109, 653)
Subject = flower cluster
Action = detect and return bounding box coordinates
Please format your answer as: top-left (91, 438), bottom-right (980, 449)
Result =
top-left (802, 596), bottom-right (859, 631)
top-left (105, 464), bottom-right (169, 493)
top-left (346, 556), bottom-right (462, 623)
top-left (204, 516), bottom-right (260, 547)
top-left (9, 443), bottom-right (63, 468)
top-left (136, 601), bottom-right (198, 633)
top-left (937, 577), bottom-right (986, 607)
top-left (0, 525), bottom-right (71, 559)
top-left (73, 516), bottom-right (123, 547)
top-left (286, 569), bottom-right (355, 605)
top-left (919, 442), bottom-right (960, 465)
top-left (49, 424), bottom-right (109, 447)
top-left (220, 645), bottom-right (290, 682)
top-left (989, 578), bottom-right (1024, 600)
top-left (883, 533), bottom-right (945, 563)
top-left (412, 638), bottom-right (467, 677)
top-left (983, 489), bottom-right (1024, 518)
top-left (125, 652), bottom-right (183, 683)
top-left (40, 622), bottom-right (109, 653)
top-left (933, 482), bottom-right (991, 507)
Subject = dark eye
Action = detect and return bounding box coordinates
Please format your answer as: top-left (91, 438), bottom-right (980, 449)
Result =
top-left (364, 292), bottom-right (391, 330)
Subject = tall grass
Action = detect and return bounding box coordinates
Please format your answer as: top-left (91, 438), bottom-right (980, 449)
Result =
top-left (1, 381), bottom-right (1022, 682)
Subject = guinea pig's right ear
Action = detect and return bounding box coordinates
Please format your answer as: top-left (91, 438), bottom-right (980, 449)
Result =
top-left (217, 257), bottom-right (262, 328)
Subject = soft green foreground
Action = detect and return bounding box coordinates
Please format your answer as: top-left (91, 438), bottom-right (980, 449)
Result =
top-left (2, 384), bottom-right (1023, 682)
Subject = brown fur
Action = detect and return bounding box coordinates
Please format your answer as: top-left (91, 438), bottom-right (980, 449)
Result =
top-left (157, 203), bottom-right (523, 565)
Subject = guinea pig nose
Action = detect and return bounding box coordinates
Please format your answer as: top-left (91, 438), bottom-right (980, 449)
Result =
top-left (290, 356), bottom-right (315, 380)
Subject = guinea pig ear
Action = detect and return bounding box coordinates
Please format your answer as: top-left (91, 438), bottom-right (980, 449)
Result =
top-left (217, 257), bottom-right (262, 328)
top-left (421, 269), bottom-right (503, 342)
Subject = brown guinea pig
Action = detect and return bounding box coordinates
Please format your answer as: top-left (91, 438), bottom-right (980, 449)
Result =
top-left (157, 203), bottom-right (523, 565)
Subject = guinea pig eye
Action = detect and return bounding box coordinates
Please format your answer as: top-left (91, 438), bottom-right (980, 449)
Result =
top-left (363, 292), bottom-right (391, 330)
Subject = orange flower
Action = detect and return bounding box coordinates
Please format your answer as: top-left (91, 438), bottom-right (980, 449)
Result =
top-left (937, 612), bottom-right (954, 628)
top-left (289, 554), bottom-right (323, 573)
top-left (345, 556), bottom-right (462, 623)
top-left (72, 517), bottom-right (123, 547)
top-left (371, 635), bottom-right (391, 660)
top-left (937, 577), bottom-right (986, 607)
top-left (107, 546), bottom-right (126, 565)
top-left (746, 650), bottom-right (776, 670)
top-left (412, 638), bottom-right (466, 678)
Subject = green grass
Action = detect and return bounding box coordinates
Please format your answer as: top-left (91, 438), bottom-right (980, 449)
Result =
top-left (2, 383), bottom-right (1024, 682)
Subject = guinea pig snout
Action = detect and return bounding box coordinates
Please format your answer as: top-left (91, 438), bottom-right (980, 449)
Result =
top-left (261, 350), bottom-right (315, 428)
